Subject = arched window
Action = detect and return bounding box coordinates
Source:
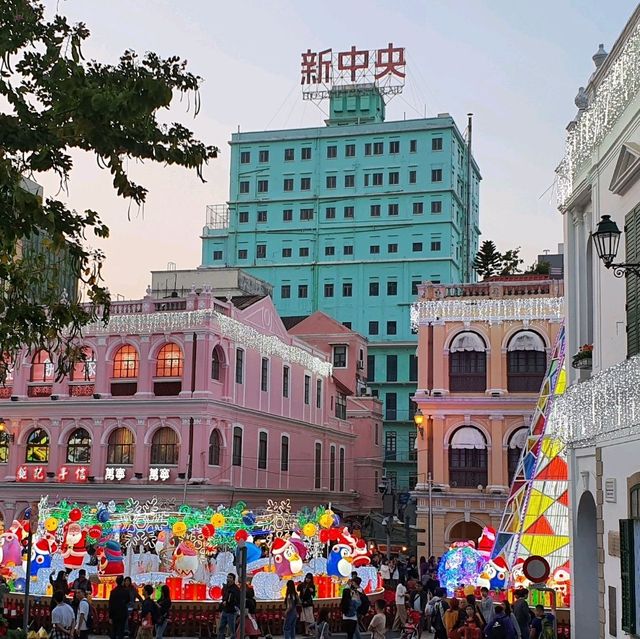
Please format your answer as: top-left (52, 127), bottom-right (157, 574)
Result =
top-left (232, 427), bottom-right (242, 466)
top-left (30, 351), bottom-right (53, 382)
top-left (211, 346), bottom-right (224, 381)
top-left (208, 429), bottom-right (221, 466)
top-left (507, 427), bottom-right (528, 483)
top-left (71, 348), bottom-right (96, 382)
top-left (113, 345), bottom-right (139, 379)
top-left (26, 428), bottom-right (49, 463)
top-left (156, 344), bottom-right (183, 378)
top-left (0, 432), bottom-right (10, 463)
top-left (448, 426), bottom-right (487, 488)
top-left (631, 485), bottom-right (640, 519)
top-left (150, 427), bottom-right (178, 465)
top-left (449, 332), bottom-right (487, 392)
top-left (507, 331), bottom-right (547, 392)
top-left (66, 428), bottom-right (91, 464)
top-left (107, 427), bottom-right (135, 465)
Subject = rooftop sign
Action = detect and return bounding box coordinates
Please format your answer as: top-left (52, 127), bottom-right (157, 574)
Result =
top-left (301, 43), bottom-right (406, 100)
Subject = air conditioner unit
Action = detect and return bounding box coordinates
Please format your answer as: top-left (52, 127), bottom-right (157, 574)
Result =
top-left (357, 360), bottom-right (365, 370)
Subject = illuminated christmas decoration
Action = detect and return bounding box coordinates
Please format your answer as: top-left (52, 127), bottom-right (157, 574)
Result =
top-left (437, 543), bottom-right (484, 595)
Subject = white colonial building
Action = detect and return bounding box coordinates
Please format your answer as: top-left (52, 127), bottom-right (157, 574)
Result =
top-left (556, 5), bottom-right (640, 638)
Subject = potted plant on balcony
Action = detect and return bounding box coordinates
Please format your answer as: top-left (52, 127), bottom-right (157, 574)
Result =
top-left (572, 344), bottom-right (593, 369)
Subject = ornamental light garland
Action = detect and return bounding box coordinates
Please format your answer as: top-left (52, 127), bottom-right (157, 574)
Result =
top-left (557, 21), bottom-right (640, 205)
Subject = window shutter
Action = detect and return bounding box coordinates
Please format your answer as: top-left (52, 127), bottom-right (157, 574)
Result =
top-left (620, 518), bottom-right (636, 634)
top-left (625, 206), bottom-right (640, 357)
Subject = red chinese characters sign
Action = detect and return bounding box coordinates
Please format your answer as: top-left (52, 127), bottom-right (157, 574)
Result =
top-left (16, 465), bottom-right (89, 483)
top-left (301, 43), bottom-right (405, 100)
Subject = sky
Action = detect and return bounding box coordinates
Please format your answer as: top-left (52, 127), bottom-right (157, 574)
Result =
top-left (36, 0), bottom-right (639, 298)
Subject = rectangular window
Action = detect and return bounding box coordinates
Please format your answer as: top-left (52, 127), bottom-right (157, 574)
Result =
top-left (237, 249), bottom-right (247, 259)
top-left (370, 245), bottom-right (380, 254)
top-left (333, 345), bottom-right (347, 368)
top-left (409, 170), bottom-right (417, 184)
top-left (386, 354), bottom-right (397, 381)
top-left (239, 181), bottom-right (249, 194)
top-left (431, 168), bottom-right (443, 182)
top-left (240, 151), bottom-right (250, 164)
top-left (364, 174), bottom-right (370, 187)
top-left (339, 447), bottom-right (345, 491)
top-left (343, 321), bottom-right (351, 329)
top-left (432, 137), bottom-right (443, 151)
top-left (326, 175), bottom-right (337, 189)
top-left (625, 206), bottom-right (640, 356)
top-left (369, 321), bottom-right (379, 335)
top-left (281, 284), bottom-right (290, 298)
top-left (316, 379), bottom-right (322, 409)
top-left (298, 284), bottom-right (308, 298)
top-left (326, 206), bottom-right (336, 219)
top-left (282, 366), bottom-right (290, 398)
top-left (335, 393), bottom-right (347, 419)
top-left (387, 321), bottom-right (397, 335)
top-left (314, 442), bottom-right (322, 489)
top-left (370, 204), bottom-right (381, 217)
top-left (212, 250), bottom-right (223, 260)
top-left (300, 208), bottom-right (314, 220)
top-left (261, 357), bottom-right (268, 391)
top-left (431, 200), bottom-right (442, 213)
top-left (369, 282), bottom-right (379, 296)
top-left (239, 211), bottom-right (249, 223)
top-left (283, 209), bottom-right (293, 221)
top-left (387, 280), bottom-right (398, 295)
top-left (330, 445), bottom-right (336, 491)
top-left (364, 143), bottom-right (372, 156)
top-left (373, 173), bottom-right (383, 186)
top-left (256, 244), bottom-right (266, 259)
top-left (299, 247), bottom-right (309, 257)
top-left (343, 282), bottom-right (353, 297)
top-left (257, 179), bottom-right (269, 193)
top-left (388, 243), bottom-right (398, 253)
top-left (281, 435), bottom-right (289, 471)
top-left (389, 171), bottom-right (399, 185)
top-left (282, 247), bottom-right (292, 257)
top-left (344, 206), bottom-right (354, 218)
top-left (283, 178), bottom-right (293, 191)
top-left (327, 145), bottom-right (337, 158)
top-left (235, 349), bottom-right (244, 384)
top-left (259, 149), bottom-right (269, 163)
top-left (412, 280), bottom-right (421, 295)
top-left (385, 392), bottom-right (397, 420)
top-left (344, 245), bottom-right (354, 255)
top-left (324, 283), bottom-right (334, 297)
top-left (345, 143), bottom-right (356, 157)
top-left (373, 142), bottom-right (383, 155)
top-left (258, 432), bottom-right (267, 469)
top-left (304, 375), bottom-right (311, 405)
top-left (301, 147), bottom-right (312, 160)
top-left (431, 240), bottom-right (442, 251)
top-left (388, 203), bottom-right (398, 216)
top-left (385, 431), bottom-right (397, 460)
top-left (389, 140), bottom-right (400, 154)
top-left (413, 242), bottom-right (423, 252)
top-left (301, 177), bottom-right (311, 190)
top-left (257, 210), bottom-right (267, 223)
top-left (367, 354), bottom-right (375, 382)
top-left (413, 202), bottom-right (424, 215)
top-left (410, 139), bottom-right (417, 152)
top-left (409, 354), bottom-right (418, 382)
top-left (325, 246), bottom-right (335, 256)
top-left (344, 174), bottom-right (355, 187)
top-left (284, 148), bottom-right (294, 161)
top-left (232, 427), bottom-right (242, 466)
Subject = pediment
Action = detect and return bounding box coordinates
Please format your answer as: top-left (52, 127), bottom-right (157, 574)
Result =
top-left (609, 142), bottom-right (640, 195)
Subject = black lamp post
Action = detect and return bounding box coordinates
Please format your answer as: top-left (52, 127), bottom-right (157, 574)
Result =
top-left (592, 215), bottom-right (640, 277)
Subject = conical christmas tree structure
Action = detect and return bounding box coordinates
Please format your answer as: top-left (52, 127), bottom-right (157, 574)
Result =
top-left (491, 324), bottom-right (569, 581)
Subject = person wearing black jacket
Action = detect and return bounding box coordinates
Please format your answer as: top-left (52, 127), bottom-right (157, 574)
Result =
top-left (217, 573), bottom-right (240, 639)
top-left (108, 576), bottom-right (130, 639)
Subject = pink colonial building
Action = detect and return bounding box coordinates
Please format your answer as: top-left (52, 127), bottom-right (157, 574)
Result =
top-left (0, 287), bottom-right (382, 524)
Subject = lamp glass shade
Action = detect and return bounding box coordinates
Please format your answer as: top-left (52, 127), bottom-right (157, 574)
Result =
top-left (413, 409), bottom-right (424, 426)
top-left (593, 215), bottom-right (621, 265)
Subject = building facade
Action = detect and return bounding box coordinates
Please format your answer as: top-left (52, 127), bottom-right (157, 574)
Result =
top-left (0, 288), bottom-right (382, 525)
top-left (411, 277), bottom-right (563, 556)
top-left (201, 87), bottom-right (481, 493)
top-left (555, 8), bottom-right (640, 638)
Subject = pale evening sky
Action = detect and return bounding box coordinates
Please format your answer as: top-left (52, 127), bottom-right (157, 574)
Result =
top-left (37, 0), bottom-right (638, 298)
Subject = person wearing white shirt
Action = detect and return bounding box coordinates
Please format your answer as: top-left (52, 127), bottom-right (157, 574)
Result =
top-left (51, 591), bottom-right (75, 639)
top-left (75, 588), bottom-right (90, 639)
top-left (392, 580), bottom-right (408, 630)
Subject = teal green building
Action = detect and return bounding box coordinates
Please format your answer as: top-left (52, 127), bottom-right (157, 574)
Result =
top-left (201, 87), bottom-right (481, 494)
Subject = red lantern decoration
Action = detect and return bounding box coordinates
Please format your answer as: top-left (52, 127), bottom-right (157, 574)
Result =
top-left (235, 529), bottom-right (249, 542)
top-left (201, 524), bottom-right (215, 538)
top-left (319, 529), bottom-right (330, 543)
top-left (88, 525), bottom-right (102, 539)
top-left (69, 508), bottom-right (82, 522)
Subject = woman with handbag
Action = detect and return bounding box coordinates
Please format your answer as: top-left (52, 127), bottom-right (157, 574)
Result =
top-left (137, 585), bottom-right (159, 639)
top-left (297, 573), bottom-right (316, 636)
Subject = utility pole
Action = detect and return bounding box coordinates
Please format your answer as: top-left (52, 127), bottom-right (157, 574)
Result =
top-left (23, 503), bottom-right (37, 631)
top-left (237, 542), bottom-right (248, 639)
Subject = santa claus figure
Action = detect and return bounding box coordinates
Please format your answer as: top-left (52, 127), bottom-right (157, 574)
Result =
top-left (271, 535), bottom-right (306, 577)
top-left (29, 534), bottom-right (58, 579)
top-left (62, 522), bottom-right (87, 571)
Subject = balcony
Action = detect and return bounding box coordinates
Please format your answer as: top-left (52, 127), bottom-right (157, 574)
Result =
top-left (384, 409), bottom-right (417, 422)
top-left (384, 451), bottom-right (418, 463)
top-left (205, 204), bottom-right (230, 230)
top-left (0, 386), bottom-right (12, 399)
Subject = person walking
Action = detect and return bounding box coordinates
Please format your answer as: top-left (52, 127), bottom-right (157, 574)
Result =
top-left (49, 571), bottom-right (70, 610)
top-left (283, 580), bottom-right (299, 639)
top-left (426, 588), bottom-right (449, 639)
top-left (478, 589), bottom-right (495, 627)
top-left (512, 589), bottom-right (531, 639)
top-left (297, 573), bottom-right (316, 636)
top-left (368, 600), bottom-right (387, 639)
top-left (137, 585), bottom-right (159, 639)
top-left (461, 605), bottom-right (483, 639)
top-left (156, 585), bottom-right (172, 639)
top-left (341, 586), bottom-right (359, 639)
top-left (108, 576), bottom-right (130, 639)
top-left (380, 560), bottom-right (391, 588)
top-left (483, 605), bottom-right (516, 639)
top-left (74, 588), bottom-right (90, 639)
top-left (529, 605), bottom-right (555, 639)
top-left (443, 598), bottom-right (464, 639)
top-left (51, 591), bottom-right (75, 639)
top-left (124, 577), bottom-right (143, 638)
top-left (218, 573), bottom-right (240, 639)
top-left (502, 601), bottom-right (521, 639)
top-left (392, 578), bottom-right (408, 630)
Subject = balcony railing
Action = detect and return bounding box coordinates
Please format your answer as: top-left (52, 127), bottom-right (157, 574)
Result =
top-left (384, 451), bottom-right (417, 463)
top-left (205, 204), bottom-right (230, 230)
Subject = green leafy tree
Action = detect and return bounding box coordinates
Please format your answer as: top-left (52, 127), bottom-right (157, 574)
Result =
top-left (472, 240), bottom-right (503, 280)
top-left (0, 0), bottom-right (219, 383)
top-left (525, 260), bottom-right (551, 275)
top-left (498, 247), bottom-right (524, 276)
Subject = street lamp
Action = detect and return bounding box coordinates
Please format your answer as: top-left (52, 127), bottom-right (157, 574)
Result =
top-left (413, 408), bottom-right (425, 438)
top-left (592, 215), bottom-right (640, 277)
top-left (414, 409), bottom-right (432, 557)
